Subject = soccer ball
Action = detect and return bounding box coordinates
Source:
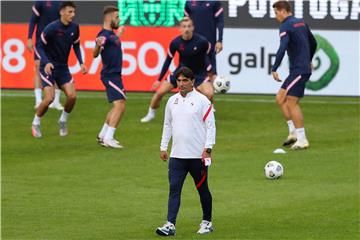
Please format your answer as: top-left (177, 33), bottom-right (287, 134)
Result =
top-left (213, 76), bottom-right (230, 93)
top-left (264, 161), bottom-right (284, 179)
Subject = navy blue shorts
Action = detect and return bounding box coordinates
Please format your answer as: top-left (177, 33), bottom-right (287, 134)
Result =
top-left (39, 65), bottom-right (73, 88)
top-left (101, 74), bottom-right (126, 103)
top-left (167, 68), bottom-right (210, 88)
top-left (281, 73), bottom-right (311, 98)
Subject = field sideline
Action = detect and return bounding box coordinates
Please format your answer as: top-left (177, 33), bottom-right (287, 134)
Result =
top-left (2, 90), bottom-right (359, 239)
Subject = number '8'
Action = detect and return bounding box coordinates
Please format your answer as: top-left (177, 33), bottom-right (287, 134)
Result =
top-left (2, 39), bottom-right (26, 73)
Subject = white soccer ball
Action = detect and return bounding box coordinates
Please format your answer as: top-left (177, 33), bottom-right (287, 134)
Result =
top-left (264, 161), bottom-right (284, 179)
top-left (213, 76), bottom-right (230, 93)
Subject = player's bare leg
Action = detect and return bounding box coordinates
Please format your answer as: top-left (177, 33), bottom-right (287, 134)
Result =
top-left (97, 109), bottom-right (113, 143)
top-left (276, 88), bottom-right (297, 146)
top-left (197, 81), bottom-right (214, 101)
top-left (108, 100), bottom-right (125, 128)
top-left (31, 86), bottom-right (55, 138)
top-left (141, 81), bottom-right (174, 123)
top-left (33, 60), bottom-right (42, 109)
top-left (36, 86), bottom-right (55, 117)
top-left (286, 96), bottom-right (309, 149)
top-left (58, 82), bottom-right (77, 136)
top-left (49, 83), bottom-right (64, 110)
top-left (102, 99), bottom-right (125, 148)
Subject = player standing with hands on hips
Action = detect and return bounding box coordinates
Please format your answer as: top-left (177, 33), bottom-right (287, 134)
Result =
top-left (271, 1), bottom-right (317, 150)
top-left (156, 67), bottom-right (216, 236)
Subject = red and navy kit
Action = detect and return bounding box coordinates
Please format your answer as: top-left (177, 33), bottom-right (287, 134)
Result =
top-left (184, 1), bottom-right (224, 74)
top-left (158, 33), bottom-right (212, 87)
top-left (272, 16), bottom-right (317, 97)
top-left (167, 158), bottom-right (212, 225)
top-left (28, 0), bottom-right (62, 60)
top-left (37, 20), bottom-right (83, 87)
top-left (96, 29), bottom-right (126, 102)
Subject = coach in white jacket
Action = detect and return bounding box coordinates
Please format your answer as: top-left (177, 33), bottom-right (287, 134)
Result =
top-left (156, 67), bottom-right (216, 236)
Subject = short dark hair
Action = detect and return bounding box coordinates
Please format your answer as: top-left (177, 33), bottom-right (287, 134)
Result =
top-left (103, 5), bottom-right (119, 15)
top-left (179, 16), bottom-right (193, 25)
top-left (272, 1), bottom-right (291, 12)
top-left (175, 67), bottom-right (195, 80)
top-left (60, 1), bottom-right (76, 10)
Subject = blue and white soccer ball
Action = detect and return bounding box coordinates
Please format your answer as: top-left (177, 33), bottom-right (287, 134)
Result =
top-left (264, 161), bottom-right (284, 179)
top-left (213, 75), bottom-right (231, 94)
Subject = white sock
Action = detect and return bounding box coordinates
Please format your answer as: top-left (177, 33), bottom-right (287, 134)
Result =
top-left (98, 123), bottom-right (109, 139)
top-left (287, 120), bottom-right (296, 134)
top-left (32, 114), bottom-right (41, 125)
top-left (104, 126), bottom-right (116, 140)
top-left (59, 111), bottom-right (69, 122)
top-left (295, 128), bottom-right (306, 142)
top-left (54, 89), bottom-right (61, 104)
top-left (34, 88), bottom-right (42, 104)
top-left (148, 107), bottom-right (156, 116)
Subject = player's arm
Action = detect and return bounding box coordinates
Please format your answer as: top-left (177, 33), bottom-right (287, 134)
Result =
top-left (157, 55), bottom-right (173, 82)
top-left (307, 24), bottom-right (317, 60)
top-left (27, 1), bottom-right (41, 52)
top-left (214, 1), bottom-right (224, 54)
top-left (202, 100), bottom-right (216, 160)
top-left (93, 34), bottom-right (105, 58)
top-left (72, 25), bottom-right (87, 74)
top-left (202, 39), bottom-right (213, 73)
top-left (154, 40), bottom-right (176, 89)
top-left (271, 27), bottom-right (290, 81)
top-left (160, 101), bottom-right (172, 161)
top-left (36, 26), bottom-right (53, 74)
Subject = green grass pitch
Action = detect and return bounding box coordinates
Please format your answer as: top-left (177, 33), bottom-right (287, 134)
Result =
top-left (2, 90), bottom-right (359, 239)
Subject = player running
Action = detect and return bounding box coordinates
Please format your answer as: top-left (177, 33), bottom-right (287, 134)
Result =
top-left (31, 1), bottom-right (87, 138)
top-left (27, 0), bottom-right (64, 110)
top-left (93, 6), bottom-right (126, 148)
top-left (271, 1), bottom-right (317, 150)
top-left (141, 17), bottom-right (213, 123)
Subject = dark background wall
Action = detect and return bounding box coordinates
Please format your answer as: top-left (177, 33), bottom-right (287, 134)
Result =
top-left (1, 1), bottom-right (359, 30)
top-left (1, 1), bottom-right (117, 25)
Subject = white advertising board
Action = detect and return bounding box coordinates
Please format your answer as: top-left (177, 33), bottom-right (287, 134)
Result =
top-left (217, 28), bottom-right (360, 96)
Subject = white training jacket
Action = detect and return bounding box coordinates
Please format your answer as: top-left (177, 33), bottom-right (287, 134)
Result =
top-left (160, 89), bottom-right (216, 159)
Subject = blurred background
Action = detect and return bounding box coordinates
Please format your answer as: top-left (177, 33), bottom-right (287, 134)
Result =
top-left (1, 0), bottom-right (359, 96)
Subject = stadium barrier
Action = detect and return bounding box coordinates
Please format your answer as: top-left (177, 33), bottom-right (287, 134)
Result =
top-left (2, 24), bottom-right (359, 96)
top-left (1, 24), bottom-right (179, 92)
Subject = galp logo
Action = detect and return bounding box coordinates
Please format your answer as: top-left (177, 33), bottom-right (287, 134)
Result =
top-left (306, 34), bottom-right (339, 91)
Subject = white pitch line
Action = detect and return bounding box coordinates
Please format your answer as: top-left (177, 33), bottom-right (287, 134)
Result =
top-left (1, 92), bottom-right (359, 105)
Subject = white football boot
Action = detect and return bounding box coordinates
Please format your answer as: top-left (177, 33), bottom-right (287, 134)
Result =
top-left (140, 113), bottom-right (155, 123)
top-left (291, 139), bottom-right (310, 150)
top-left (197, 220), bottom-right (214, 234)
top-left (49, 102), bottom-right (64, 111)
top-left (102, 139), bottom-right (123, 148)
